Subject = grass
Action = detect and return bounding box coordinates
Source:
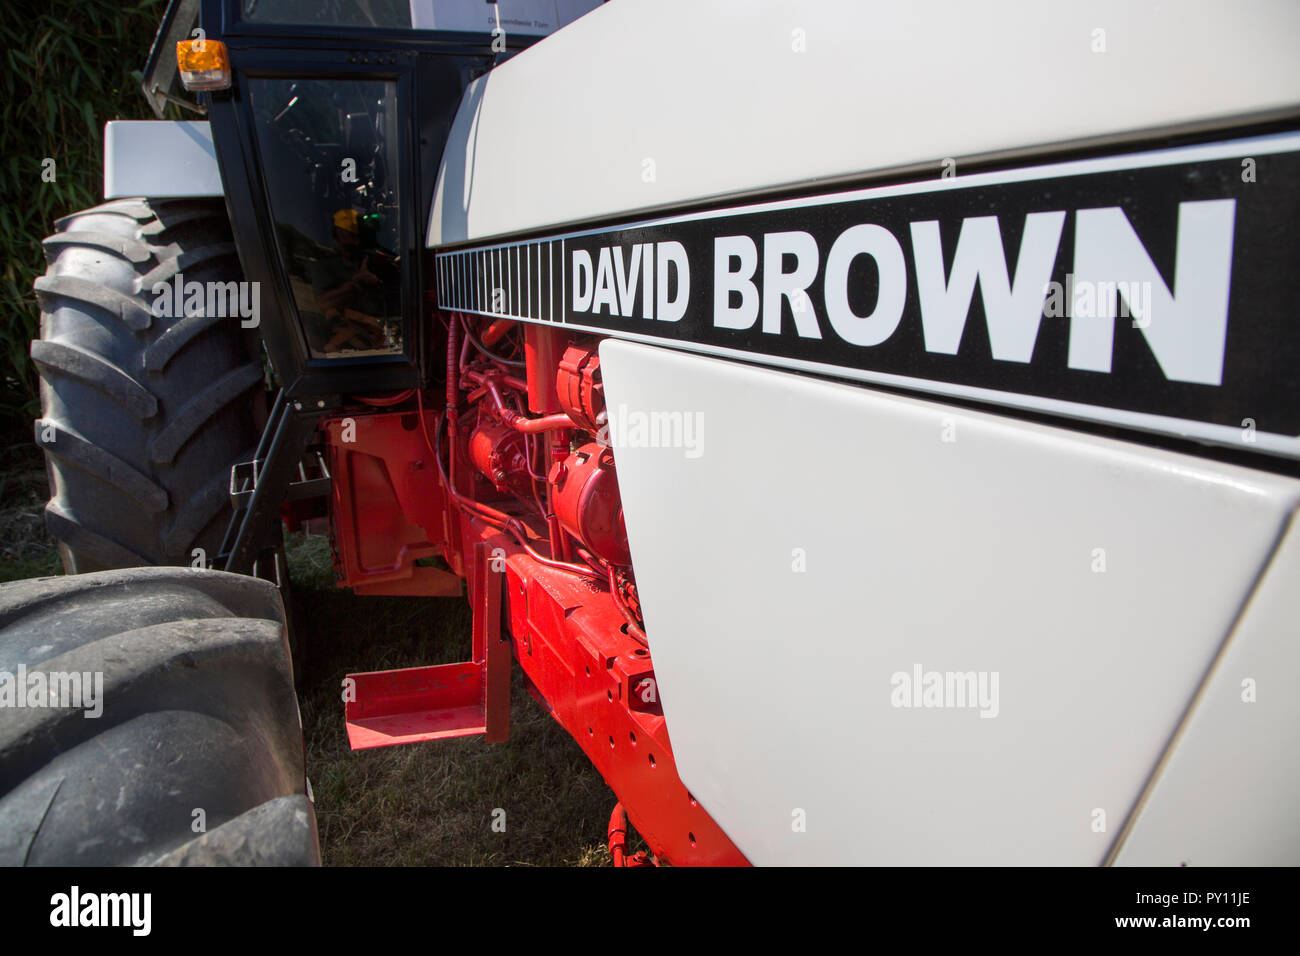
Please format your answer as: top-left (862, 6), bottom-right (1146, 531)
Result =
top-left (0, 444), bottom-right (61, 582)
top-left (0, 446), bottom-right (632, 866)
top-left (285, 534), bottom-right (624, 866)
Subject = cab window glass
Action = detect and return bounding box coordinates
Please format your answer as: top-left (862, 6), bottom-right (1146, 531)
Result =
top-left (241, 1), bottom-right (603, 35)
top-left (249, 77), bottom-right (404, 359)
top-left (242, 1), bottom-right (411, 28)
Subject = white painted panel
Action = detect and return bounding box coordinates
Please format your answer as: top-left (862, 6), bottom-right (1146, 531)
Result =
top-left (430, 0), bottom-right (1300, 245)
top-left (599, 339), bottom-right (1300, 865)
top-left (103, 121), bottom-right (222, 200)
top-left (1114, 513), bottom-right (1300, 866)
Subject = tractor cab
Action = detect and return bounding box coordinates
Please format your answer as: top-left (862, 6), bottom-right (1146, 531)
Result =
top-left (144, 0), bottom-right (599, 399)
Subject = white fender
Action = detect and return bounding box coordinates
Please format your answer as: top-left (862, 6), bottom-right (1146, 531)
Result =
top-left (103, 120), bottom-right (223, 200)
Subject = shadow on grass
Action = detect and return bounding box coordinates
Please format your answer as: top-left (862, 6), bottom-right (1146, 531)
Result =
top-left (0, 443), bottom-right (61, 582)
top-left (285, 534), bottom-right (625, 866)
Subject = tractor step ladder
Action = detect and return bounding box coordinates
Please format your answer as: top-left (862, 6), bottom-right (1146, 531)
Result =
top-left (217, 389), bottom-right (328, 574)
top-left (344, 542), bottom-right (510, 749)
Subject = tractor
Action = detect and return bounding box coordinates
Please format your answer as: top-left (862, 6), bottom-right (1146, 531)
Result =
top-left (3, 0), bottom-right (1300, 866)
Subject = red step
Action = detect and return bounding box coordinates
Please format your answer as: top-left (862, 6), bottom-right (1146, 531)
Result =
top-left (344, 542), bottom-right (510, 749)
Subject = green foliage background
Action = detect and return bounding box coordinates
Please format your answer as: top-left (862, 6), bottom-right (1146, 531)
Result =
top-left (0, 0), bottom-right (168, 443)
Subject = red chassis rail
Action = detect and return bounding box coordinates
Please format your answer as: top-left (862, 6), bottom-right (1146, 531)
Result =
top-left (324, 318), bottom-right (748, 867)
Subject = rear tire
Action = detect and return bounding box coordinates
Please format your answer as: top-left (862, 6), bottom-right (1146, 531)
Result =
top-left (0, 567), bottom-right (318, 866)
top-left (33, 198), bottom-right (265, 572)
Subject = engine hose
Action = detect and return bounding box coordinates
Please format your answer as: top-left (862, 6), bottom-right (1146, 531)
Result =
top-left (430, 406), bottom-right (519, 528)
top-left (607, 565), bottom-right (648, 646)
top-left (352, 389), bottom-right (415, 407)
top-left (430, 409), bottom-right (605, 582)
top-left (463, 367), bottom-right (575, 434)
top-left (461, 313), bottom-right (526, 368)
top-left (446, 314), bottom-right (459, 412)
top-left (608, 804), bottom-right (652, 867)
top-left (482, 317), bottom-right (514, 346)
top-left (609, 803), bottom-right (629, 867)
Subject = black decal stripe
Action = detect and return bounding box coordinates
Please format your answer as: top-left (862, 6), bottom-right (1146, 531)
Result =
top-left (434, 134), bottom-right (1300, 458)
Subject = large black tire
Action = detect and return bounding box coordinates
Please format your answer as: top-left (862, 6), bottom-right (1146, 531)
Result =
top-left (0, 567), bottom-right (318, 866)
top-left (33, 198), bottom-right (265, 572)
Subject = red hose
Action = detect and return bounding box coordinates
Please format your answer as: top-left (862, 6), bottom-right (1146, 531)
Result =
top-left (482, 317), bottom-right (514, 346)
top-left (446, 314), bottom-right (459, 413)
top-left (424, 395), bottom-right (604, 581)
top-left (433, 315), bottom-right (602, 582)
top-left (609, 803), bottom-right (629, 867)
top-left (463, 368), bottom-right (575, 434)
top-left (353, 389), bottom-right (415, 407)
top-left (608, 803), bottom-right (653, 867)
top-left (502, 412), bottom-right (574, 434)
top-left (607, 565), bottom-right (648, 646)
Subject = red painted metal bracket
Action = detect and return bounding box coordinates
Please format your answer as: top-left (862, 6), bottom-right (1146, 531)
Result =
top-left (344, 542), bottom-right (510, 749)
top-left (324, 412), bottom-right (463, 597)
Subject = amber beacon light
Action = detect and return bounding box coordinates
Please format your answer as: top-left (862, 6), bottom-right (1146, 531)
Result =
top-left (176, 37), bottom-right (231, 92)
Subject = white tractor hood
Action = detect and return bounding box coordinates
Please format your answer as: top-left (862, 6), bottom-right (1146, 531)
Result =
top-left (429, 0), bottom-right (1300, 247)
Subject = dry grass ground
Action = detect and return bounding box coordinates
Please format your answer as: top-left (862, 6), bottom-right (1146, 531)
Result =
top-left (0, 443), bottom-right (635, 866)
top-left (285, 534), bottom-right (626, 866)
top-left (0, 443), bottom-right (61, 582)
